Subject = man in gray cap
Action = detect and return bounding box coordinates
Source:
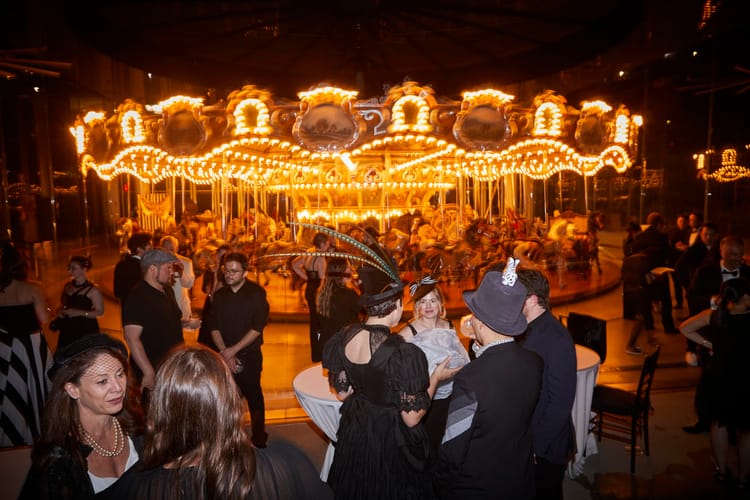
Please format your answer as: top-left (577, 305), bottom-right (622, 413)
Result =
top-left (434, 259), bottom-right (543, 499)
top-left (122, 248), bottom-right (184, 397)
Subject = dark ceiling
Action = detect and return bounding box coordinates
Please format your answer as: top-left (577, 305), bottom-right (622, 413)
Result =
top-left (63, 0), bottom-right (653, 96)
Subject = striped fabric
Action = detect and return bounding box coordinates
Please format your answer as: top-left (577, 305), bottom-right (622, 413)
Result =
top-left (441, 391), bottom-right (477, 444)
top-left (0, 332), bottom-right (52, 447)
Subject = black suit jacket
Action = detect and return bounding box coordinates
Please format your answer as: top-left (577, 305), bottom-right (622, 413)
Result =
top-left (113, 254), bottom-right (142, 303)
top-left (687, 262), bottom-right (750, 315)
top-left (631, 226), bottom-right (669, 270)
top-left (674, 241), bottom-right (720, 290)
top-left (435, 342), bottom-right (543, 499)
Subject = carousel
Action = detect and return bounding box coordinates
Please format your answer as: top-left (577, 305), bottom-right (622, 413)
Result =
top-left (70, 81), bottom-right (641, 284)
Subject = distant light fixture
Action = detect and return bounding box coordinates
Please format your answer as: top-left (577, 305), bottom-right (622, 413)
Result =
top-left (692, 51), bottom-right (699, 57)
top-left (147, 73), bottom-right (153, 79)
top-left (664, 52), bottom-right (676, 59)
top-left (33, 86), bottom-right (39, 92)
top-left (666, 119), bottom-right (671, 125)
top-left (618, 70), bottom-right (625, 78)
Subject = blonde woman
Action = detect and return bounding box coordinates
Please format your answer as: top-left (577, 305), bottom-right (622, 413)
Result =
top-left (399, 276), bottom-right (453, 340)
top-left (398, 276), bottom-right (468, 465)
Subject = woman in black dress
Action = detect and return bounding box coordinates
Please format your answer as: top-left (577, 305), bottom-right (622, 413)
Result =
top-left (322, 265), bottom-right (459, 499)
top-left (20, 334), bottom-right (143, 499)
top-left (680, 278), bottom-right (750, 487)
top-left (106, 345), bottom-right (331, 499)
top-left (53, 256), bottom-right (103, 349)
top-left (293, 232), bottom-right (331, 362)
top-left (0, 243), bottom-right (52, 446)
top-left (315, 257), bottom-right (361, 361)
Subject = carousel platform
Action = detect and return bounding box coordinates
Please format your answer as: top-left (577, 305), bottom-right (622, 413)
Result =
top-left (94, 249), bottom-right (622, 322)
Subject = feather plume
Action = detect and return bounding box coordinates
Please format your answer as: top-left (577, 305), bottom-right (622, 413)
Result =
top-left (259, 251), bottom-right (392, 278)
top-left (288, 223), bottom-right (400, 283)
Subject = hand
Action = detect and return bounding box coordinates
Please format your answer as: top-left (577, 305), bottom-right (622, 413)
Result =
top-left (141, 372), bottom-right (155, 392)
top-left (432, 356), bottom-right (462, 382)
top-left (220, 347), bottom-right (237, 364)
top-left (182, 318), bottom-right (201, 329)
top-left (227, 356), bottom-right (242, 374)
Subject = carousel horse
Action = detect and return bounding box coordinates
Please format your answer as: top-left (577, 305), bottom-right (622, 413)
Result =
top-left (382, 227), bottom-right (410, 266)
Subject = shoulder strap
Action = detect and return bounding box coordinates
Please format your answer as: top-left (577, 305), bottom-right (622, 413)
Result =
top-left (73, 282), bottom-right (94, 296)
top-left (408, 323), bottom-right (418, 336)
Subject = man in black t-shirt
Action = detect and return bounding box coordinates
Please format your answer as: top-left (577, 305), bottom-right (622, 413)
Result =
top-left (209, 252), bottom-right (270, 448)
top-left (122, 249), bottom-right (184, 394)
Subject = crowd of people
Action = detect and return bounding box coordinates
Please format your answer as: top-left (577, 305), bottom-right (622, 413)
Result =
top-left (2, 205), bottom-right (749, 497)
top-left (620, 210), bottom-right (750, 489)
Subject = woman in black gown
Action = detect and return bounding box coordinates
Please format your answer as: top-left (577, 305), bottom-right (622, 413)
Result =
top-left (680, 278), bottom-right (750, 487)
top-left (0, 243), bottom-right (52, 447)
top-left (53, 256), bottom-right (103, 349)
top-left (322, 265), bottom-right (458, 499)
top-left (316, 257), bottom-right (361, 360)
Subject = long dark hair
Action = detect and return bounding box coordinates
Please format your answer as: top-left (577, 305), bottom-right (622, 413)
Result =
top-left (32, 345), bottom-right (141, 469)
top-left (144, 345), bottom-right (255, 500)
top-left (710, 278), bottom-right (750, 330)
top-left (317, 257), bottom-right (352, 317)
top-left (0, 243), bottom-right (27, 292)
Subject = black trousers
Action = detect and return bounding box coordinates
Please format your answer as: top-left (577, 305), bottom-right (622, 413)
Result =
top-left (235, 348), bottom-right (267, 444)
top-left (534, 458), bottom-right (566, 500)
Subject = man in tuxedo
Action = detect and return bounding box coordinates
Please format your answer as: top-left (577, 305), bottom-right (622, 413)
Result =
top-left (668, 214), bottom-right (690, 308)
top-left (675, 222), bottom-right (720, 365)
top-left (683, 236), bottom-right (749, 434)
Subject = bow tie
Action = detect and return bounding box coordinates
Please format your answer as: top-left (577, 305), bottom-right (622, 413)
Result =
top-left (722, 269), bottom-right (738, 276)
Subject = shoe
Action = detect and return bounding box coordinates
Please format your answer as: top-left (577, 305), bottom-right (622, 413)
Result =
top-left (251, 438), bottom-right (268, 448)
top-left (683, 422), bottom-right (710, 434)
top-left (626, 345), bottom-right (643, 355)
top-left (685, 352), bottom-right (699, 366)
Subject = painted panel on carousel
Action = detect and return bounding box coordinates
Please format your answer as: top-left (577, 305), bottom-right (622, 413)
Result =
top-left (150, 96), bottom-right (207, 156)
top-left (293, 86), bottom-right (364, 152)
top-left (453, 89), bottom-right (514, 150)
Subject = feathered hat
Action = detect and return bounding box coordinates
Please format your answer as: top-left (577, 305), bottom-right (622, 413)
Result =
top-left (462, 257), bottom-right (528, 336)
top-left (265, 223), bottom-right (403, 307)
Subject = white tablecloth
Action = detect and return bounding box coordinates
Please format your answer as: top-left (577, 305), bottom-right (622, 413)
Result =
top-left (568, 344), bottom-right (601, 478)
top-left (292, 364), bottom-right (341, 481)
top-left (293, 345), bottom-right (601, 481)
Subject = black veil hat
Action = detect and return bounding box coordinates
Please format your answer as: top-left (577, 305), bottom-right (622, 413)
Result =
top-left (48, 333), bottom-right (128, 379)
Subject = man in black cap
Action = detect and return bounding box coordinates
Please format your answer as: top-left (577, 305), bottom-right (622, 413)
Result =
top-left (122, 248), bottom-right (184, 396)
top-left (434, 259), bottom-right (543, 499)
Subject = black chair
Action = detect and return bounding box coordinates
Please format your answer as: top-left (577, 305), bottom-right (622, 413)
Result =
top-left (560, 312), bottom-right (607, 364)
top-left (591, 345), bottom-right (661, 474)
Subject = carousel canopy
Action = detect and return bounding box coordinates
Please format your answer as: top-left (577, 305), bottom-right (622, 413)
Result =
top-left (71, 82), bottom-right (641, 192)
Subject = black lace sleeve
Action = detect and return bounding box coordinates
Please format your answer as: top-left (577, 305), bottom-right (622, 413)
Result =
top-left (321, 326), bottom-right (350, 393)
top-left (390, 342), bottom-right (431, 412)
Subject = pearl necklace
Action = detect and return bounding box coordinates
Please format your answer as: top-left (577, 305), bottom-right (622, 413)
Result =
top-left (79, 417), bottom-right (124, 457)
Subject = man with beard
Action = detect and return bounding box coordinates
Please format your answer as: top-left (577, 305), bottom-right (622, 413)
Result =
top-left (122, 249), bottom-right (184, 398)
top-left (209, 252), bottom-right (270, 448)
